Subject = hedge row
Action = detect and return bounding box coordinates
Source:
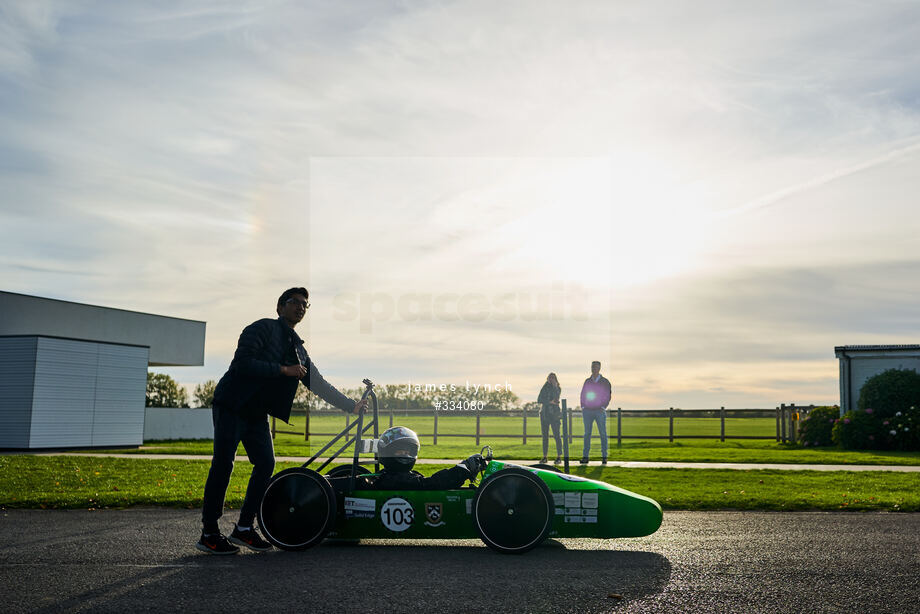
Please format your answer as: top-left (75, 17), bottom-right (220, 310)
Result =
top-left (799, 369), bottom-right (920, 451)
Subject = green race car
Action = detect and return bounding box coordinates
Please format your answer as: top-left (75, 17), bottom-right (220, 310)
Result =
top-left (258, 381), bottom-right (662, 554)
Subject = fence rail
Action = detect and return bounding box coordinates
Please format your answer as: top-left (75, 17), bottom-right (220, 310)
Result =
top-left (271, 402), bottom-right (816, 445)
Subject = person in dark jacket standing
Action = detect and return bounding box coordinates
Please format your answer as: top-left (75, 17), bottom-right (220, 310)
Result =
top-left (579, 360), bottom-right (612, 465)
top-left (537, 372), bottom-right (562, 464)
top-left (197, 287), bottom-right (367, 555)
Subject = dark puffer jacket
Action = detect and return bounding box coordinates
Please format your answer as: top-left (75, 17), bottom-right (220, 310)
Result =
top-left (538, 381), bottom-right (561, 421)
top-left (212, 317), bottom-right (356, 422)
top-left (352, 465), bottom-right (473, 490)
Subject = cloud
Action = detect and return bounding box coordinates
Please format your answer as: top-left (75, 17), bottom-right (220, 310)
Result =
top-left (719, 139), bottom-right (920, 220)
top-left (3, 1), bottom-right (920, 408)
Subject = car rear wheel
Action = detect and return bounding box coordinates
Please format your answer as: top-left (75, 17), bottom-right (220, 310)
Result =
top-left (258, 468), bottom-right (336, 551)
top-left (473, 468), bottom-right (554, 554)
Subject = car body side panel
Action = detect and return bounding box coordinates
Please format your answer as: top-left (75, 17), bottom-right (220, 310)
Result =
top-left (326, 460), bottom-right (662, 540)
top-left (328, 488), bottom-right (479, 540)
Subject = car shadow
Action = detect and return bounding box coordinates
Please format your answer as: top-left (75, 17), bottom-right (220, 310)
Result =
top-left (30, 542), bottom-right (671, 613)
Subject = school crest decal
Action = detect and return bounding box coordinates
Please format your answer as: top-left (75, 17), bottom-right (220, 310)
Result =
top-left (424, 502), bottom-right (445, 527)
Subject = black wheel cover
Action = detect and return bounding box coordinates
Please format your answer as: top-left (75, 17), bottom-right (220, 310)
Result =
top-left (258, 468), bottom-right (336, 551)
top-left (473, 468), bottom-right (554, 554)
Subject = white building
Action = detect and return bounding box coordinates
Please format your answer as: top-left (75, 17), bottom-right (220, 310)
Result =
top-left (0, 291), bottom-right (205, 448)
top-left (834, 345), bottom-right (920, 414)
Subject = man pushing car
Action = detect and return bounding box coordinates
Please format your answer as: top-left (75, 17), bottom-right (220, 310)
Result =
top-left (197, 287), bottom-right (368, 555)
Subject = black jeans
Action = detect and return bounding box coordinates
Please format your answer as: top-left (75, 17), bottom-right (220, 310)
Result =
top-left (201, 405), bottom-right (275, 533)
top-left (540, 411), bottom-right (562, 459)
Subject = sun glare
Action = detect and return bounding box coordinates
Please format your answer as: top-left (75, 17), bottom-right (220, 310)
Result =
top-left (491, 157), bottom-right (709, 290)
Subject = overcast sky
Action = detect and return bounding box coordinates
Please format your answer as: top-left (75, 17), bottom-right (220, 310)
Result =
top-left (2, 1), bottom-right (919, 408)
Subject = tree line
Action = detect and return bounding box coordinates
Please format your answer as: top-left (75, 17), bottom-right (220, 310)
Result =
top-left (147, 372), bottom-right (527, 411)
top-left (145, 373), bottom-right (213, 408)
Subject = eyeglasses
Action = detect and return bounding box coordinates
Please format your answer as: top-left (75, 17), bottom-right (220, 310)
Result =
top-left (285, 298), bottom-right (310, 309)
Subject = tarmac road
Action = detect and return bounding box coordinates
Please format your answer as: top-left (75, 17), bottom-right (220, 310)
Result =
top-left (1, 509), bottom-right (918, 614)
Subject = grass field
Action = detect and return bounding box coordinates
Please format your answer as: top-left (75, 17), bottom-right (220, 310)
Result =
top-left (122, 411), bottom-right (920, 466)
top-left (1, 455), bottom-right (917, 512)
top-left (11, 412), bottom-right (916, 513)
top-left (129, 437), bottom-right (920, 466)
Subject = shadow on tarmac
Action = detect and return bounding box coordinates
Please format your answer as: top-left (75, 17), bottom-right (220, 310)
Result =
top-left (26, 541), bottom-right (671, 613)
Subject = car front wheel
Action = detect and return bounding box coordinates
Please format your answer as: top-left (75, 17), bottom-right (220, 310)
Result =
top-left (473, 467), bottom-right (554, 554)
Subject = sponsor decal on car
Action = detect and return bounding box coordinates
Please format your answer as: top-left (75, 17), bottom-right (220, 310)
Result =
top-left (344, 497), bottom-right (375, 519)
top-left (555, 473), bottom-right (589, 482)
top-left (424, 502), bottom-right (445, 527)
top-left (564, 515), bottom-right (599, 524)
top-left (560, 491), bottom-right (601, 523)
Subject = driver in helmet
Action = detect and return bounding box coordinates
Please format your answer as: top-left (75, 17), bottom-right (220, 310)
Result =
top-left (365, 426), bottom-right (487, 490)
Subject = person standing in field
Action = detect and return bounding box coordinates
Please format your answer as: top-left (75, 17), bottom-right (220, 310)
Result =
top-left (538, 372), bottom-right (563, 464)
top-left (579, 360), bottom-right (612, 464)
top-left (197, 287), bottom-right (367, 555)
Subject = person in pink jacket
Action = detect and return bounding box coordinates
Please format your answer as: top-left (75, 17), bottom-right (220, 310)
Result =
top-left (579, 361), bottom-right (612, 464)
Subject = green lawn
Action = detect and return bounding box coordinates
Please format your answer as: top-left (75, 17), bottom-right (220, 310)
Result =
top-left (593, 466), bottom-right (919, 512)
top-left (127, 436), bottom-right (920, 466)
top-left (1, 455), bottom-right (917, 512)
top-left (61, 412), bottom-right (920, 465)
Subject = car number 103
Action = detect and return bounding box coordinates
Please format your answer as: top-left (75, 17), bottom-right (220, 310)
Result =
top-left (381, 498), bottom-right (414, 532)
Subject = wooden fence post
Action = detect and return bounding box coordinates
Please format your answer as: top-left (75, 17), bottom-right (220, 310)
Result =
top-left (271, 415), bottom-right (276, 439)
top-left (617, 407), bottom-right (622, 448)
top-left (780, 403), bottom-right (787, 443)
top-left (720, 406), bottom-right (725, 442)
top-left (304, 408), bottom-right (310, 442)
top-left (476, 411), bottom-right (481, 446)
top-left (389, 404), bottom-right (394, 428)
top-left (669, 407), bottom-right (674, 443)
top-left (569, 408), bottom-right (574, 444)
top-left (775, 406), bottom-right (781, 442)
top-left (561, 399), bottom-right (569, 472)
top-left (433, 407), bottom-right (438, 445)
top-left (522, 406), bottom-right (527, 444)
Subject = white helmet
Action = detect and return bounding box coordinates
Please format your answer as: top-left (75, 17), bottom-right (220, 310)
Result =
top-left (376, 426), bottom-right (420, 472)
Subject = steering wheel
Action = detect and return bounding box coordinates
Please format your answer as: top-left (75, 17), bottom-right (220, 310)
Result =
top-left (466, 445), bottom-right (493, 485)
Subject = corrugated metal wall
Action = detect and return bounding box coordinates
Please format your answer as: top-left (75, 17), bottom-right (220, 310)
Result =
top-left (92, 342), bottom-right (149, 445)
top-left (0, 336), bottom-right (149, 448)
top-left (0, 337), bottom-right (38, 447)
top-left (31, 337), bottom-right (98, 447)
top-left (144, 407), bottom-right (213, 440)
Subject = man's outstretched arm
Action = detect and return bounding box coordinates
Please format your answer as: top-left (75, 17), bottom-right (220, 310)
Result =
top-left (301, 355), bottom-right (361, 413)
